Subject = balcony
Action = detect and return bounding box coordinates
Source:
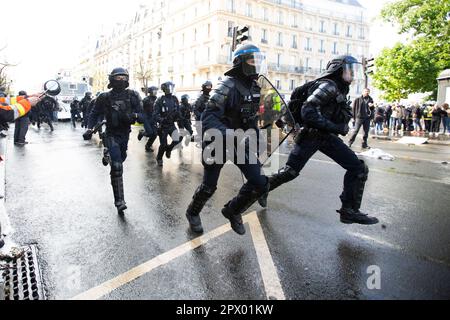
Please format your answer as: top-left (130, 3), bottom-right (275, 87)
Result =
top-left (304, 47), bottom-right (312, 52)
top-left (261, 39), bottom-right (268, 44)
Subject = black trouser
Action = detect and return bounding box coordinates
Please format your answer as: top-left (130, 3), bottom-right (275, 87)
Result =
top-left (157, 126), bottom-right (183, 160)
top-left (431, 119), bottom-right (441, 133)
top-left (286, 132), bottom-right (366, 208)
top-left (349, 118), bottom-right (370, 146)
top-left (14, 116), bottom-right (30, 143)
top-left (424, 120), bottom-right (432, 132)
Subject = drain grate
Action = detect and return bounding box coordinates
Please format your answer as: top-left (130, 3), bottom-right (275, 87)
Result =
top-left (1, 245), bottom-right (46, 300)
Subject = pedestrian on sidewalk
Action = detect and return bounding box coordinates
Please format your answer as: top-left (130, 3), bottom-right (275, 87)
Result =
top-left (390, 103), bottom-right (402, 134)
top-left (384, 104), bottom-right (392, 130)
top-left (13, 91), bottom-right (31, 146)
top-left (442, 103), bottom-right (450, 135)
top-left (374, 106), bottom-right (385, 135)
top-left (412, 103), bottom-right (423, 133)
top-left (423, 104), bottom-right (433, 133)
top-left (431, 104), bottom-right (442, 135)
top-left (348, 88), bottom-right (374, 149)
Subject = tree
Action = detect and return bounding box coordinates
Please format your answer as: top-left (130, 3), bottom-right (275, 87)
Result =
top-left (135, 54), bottom-right (153, 96)
top-left (373, 0), bottom-right (450, 100)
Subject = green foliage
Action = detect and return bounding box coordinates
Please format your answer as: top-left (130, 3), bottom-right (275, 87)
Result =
top-left (373, 0), bottom-right (450, 100)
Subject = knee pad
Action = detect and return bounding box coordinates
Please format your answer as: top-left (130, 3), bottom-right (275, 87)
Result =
top-left (110, 161), bottom-right (123, 177)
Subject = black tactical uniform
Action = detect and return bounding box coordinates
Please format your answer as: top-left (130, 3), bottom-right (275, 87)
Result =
top-left (259, 56), bottom-right (378, 225)
top-left (137, 86), bottom-right (158, 152)
top-left (70, 97), bottom-right (82, 128)
top-left (37, 96), bottom-right (57, 131)
top-left (185, 44), bottom-right (269, 235)
top-left (83, 68), bottom-right (143, 215)
top-left (153, 81), bottom-right (182, 166)
top-left (193, 81), bottom-right (212, 142)
top-left (14, 90), bottom-right (30, 145)
top-left (80, 92), bottom-right (93, 128)
top-left (178, 94), bottom-right (194, 140)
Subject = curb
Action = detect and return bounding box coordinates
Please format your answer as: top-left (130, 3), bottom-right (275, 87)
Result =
top-left (371, 135), bottom-right (450, 146)
top-left (0, 137), bottom-right (7, 248)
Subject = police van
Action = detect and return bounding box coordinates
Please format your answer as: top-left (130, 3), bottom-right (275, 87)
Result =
top-left (56, 79), bottom-right (91, 120)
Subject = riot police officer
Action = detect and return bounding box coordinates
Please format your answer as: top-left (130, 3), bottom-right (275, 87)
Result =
top-left (193, 81), bottom-right (212, 142)
top-left (178, 94), bottom-right (194, 142)
top-left (80, 92), bottom-right (93, 128)
top-left (153, 81), bottom-right (182, 166)
top-left (37, 95), bottom-right (57, 131)
top-left (259, 56), bottom-right (378, 225)
top-left (185, 44), bottom-right (269, 235)
top-left (137, 86), bottom-right (159, 152)
top-left (70, 97), bottom-right (81, 128)
top-left (83, 68), bottom-right (143, 215)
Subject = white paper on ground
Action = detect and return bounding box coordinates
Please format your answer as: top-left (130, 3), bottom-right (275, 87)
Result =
top-left (357, 148), bottom-right (395, 161)
top-left (396, 137), bottom-right (428, 145)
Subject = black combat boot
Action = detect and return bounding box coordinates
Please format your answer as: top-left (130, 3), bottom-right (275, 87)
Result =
top-left (156, 146), bottom-right (165, 166)
top-left (223, 180), bottom-right (269, 235)
top-left (137, 129), bottom-right (146, 141)
top-left (337, 160), bottom-right (378, 225)
top-left (186, 184), bottom-right (216, 233)
top-left (111, 162), bottom-right (127, 215)
top-left (258, 165), bottom-right (299, 207)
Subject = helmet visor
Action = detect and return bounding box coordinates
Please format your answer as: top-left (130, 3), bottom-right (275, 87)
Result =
top-left (242, 52), bottom-right (267, 77)
top-left (342, 62), bottom-right (363, 84)
top-left (113, 75), bottom-right (129, 81)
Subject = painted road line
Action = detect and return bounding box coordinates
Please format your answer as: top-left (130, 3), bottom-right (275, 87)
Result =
top-left (72, 222), bottom-right (232, 300)
top-left (72, 212), bottom-right (285, 300)
top-left (245, 212), bottom-right (286, 300)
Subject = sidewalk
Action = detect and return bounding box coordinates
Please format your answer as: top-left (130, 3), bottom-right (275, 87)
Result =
top-left (361, 129), bottom-right (450, 146)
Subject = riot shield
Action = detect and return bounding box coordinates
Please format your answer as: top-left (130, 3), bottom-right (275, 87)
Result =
top-left (256, 75), bottom-right (297, 165)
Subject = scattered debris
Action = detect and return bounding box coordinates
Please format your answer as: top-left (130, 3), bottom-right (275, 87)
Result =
top-left (358, 148), bottom-right (395, 161)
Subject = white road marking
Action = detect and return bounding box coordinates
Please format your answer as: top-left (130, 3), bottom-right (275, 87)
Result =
top-left (72, 212), bottom-right (285, 300)
top-left (246, 212), bottom-right (285, 300)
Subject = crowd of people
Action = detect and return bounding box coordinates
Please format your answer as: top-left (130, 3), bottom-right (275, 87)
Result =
top-left (360, 101), bottom-right (450, 137)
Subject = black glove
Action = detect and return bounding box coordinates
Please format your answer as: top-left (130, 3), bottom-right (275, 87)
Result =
top-left (83, 129), bottom-right (93, 141)
top-left (332, 123), bottom-right (350, 136)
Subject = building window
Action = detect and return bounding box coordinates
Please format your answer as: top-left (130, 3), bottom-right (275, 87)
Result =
top-left (277, 54), bottom-right (282, 68)
top-left (346, 25), bottom-right (352, 37)
top-left (319, 40), bottom-right (325, 53)
top-left (305, 18), bottom-right (312, 31)
top-left (319, 59), bottom-right (324, 71)
top-left (319, 21), bottom-right (326, 33)
top-left (263, 8), bottom-right (269, 22)
top-left (277, 32), bottom-right (283, 46)
top-left (291, 15), bottom-right (298, 28)
top-left (208, 24), bottom-right (211, 37)
top-left (246, 3), bottom-right (252, 17)
top-left (305, 58), bottom-right (310, 69)
top-left (227, 21), bottom-right (234, 37)
top-left (332, 42), bottom-right (338, 54)
top-left (304, 38), bottom-right (312, 51)
top-left (278, 11), bottom-right (283, 25)
top-left (346, 44), bottom-right (351, 55)
top-left (359, 27), bottom-right (365, 39)
top-left (194, 28), bottom-right (197, 41)
top-left (276, 80), bottom-right (281, 90)
top-left (261, 29), bottom-right (268, 43)
top-left (333, 23), bottom-right (339, 36)
top-left (292, 35), bottom-right (297, 49)
top-left (227, 0), bottom-right (235, 13)
top-left (289, 79), bottom-right (295, 91)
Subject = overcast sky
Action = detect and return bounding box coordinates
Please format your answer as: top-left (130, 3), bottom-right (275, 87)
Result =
top-left (1, 0), bottom-right (402, 92)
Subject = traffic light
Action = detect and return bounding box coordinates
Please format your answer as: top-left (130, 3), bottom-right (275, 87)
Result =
top-left (362, 57), bottom-right (375, 75)
top-left (232, 26), bottom-right (249, 51)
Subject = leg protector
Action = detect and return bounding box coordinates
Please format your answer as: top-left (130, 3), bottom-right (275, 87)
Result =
top-left (258, 165), bottom-right (299, 207)
top-left (223, 179), bottom-right (269, 235)
top-left (110, 162), bottom-right (127, 213)
top-left (186, 184), bottom-right (216, 233)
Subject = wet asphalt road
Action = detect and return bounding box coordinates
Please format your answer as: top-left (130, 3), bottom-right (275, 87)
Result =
top-left (3, 121), bottom-right (450, 300)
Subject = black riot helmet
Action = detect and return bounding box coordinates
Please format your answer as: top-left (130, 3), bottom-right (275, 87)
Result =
top-left (148, 86), bottom-right (159, 97)
top-left (108, 67), bottom-right (130, 90)
top-left (85, 92), bottom-right (92, 98)
top-left (161, 81), bottom-right (175, 95)
top-left (320, 55), bottom-right (362, 84)
top-left (201, 81), bottom-right (213, 94)
top-left (226, 44), bottom-right (266, 79)
top-left (181, 94), bottom-right (189, 103)
top-left (18, 90), bottom-right (27, 96)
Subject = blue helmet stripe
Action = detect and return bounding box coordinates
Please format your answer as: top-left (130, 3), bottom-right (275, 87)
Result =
top-left (234, 47), bottom-right (260, 58)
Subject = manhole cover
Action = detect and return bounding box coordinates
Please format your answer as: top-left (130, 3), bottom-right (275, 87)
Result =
top-left (1, 245), bottom-right (46, 300)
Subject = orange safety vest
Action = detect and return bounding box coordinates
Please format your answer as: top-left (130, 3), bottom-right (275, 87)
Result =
top-left (0, 96), bottom-right (31, 122)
